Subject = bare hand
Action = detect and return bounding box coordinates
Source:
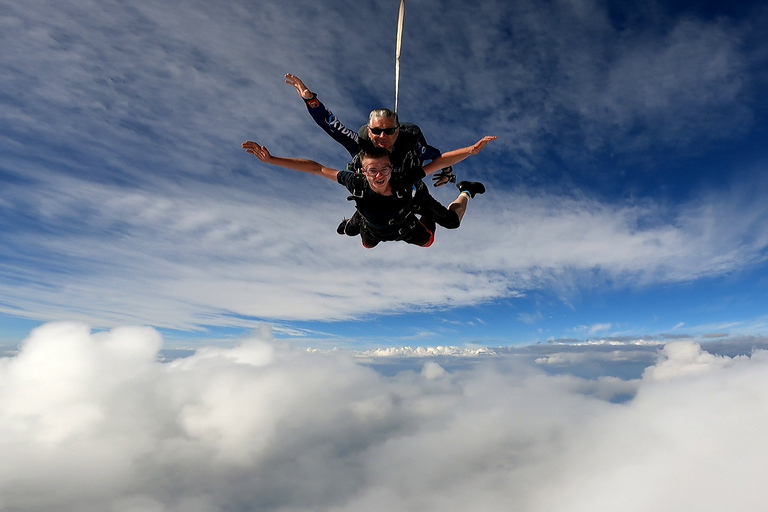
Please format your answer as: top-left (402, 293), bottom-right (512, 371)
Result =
top-left (284, 73), bottom-right (313, 100)
top-left (241, 141), bottom-right (272, 163)
top-left (470, 136), bottom-right (497, 155)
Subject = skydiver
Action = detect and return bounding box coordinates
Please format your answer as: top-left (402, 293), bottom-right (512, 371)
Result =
top-left (284, 73), bottom-right (455, 185)
top-left (284, 73), bottom-right (460, 236)
top-left (241, 136), bottom-right (496, 248)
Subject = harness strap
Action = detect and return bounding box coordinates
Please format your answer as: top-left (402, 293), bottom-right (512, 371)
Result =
top-left (346, 159), bottom-right (366, 200)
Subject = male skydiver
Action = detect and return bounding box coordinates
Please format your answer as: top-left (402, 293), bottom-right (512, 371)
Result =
top-left (284, 73), bottom-right (460, 236)
top-left (284, 73), bottom-right (456, 186)
top-left (241, 136), bottom-right (496, 248)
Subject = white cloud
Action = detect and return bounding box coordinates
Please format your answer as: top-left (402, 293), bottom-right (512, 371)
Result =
top-left (398, 0), bottom-right (756, 158)
top-left (643, 340), bottom-right (739, 381)
top-left (535, 348), bottom-right (650, 366)
top-left (3, 0), bottom-right (760, 174)
top-left (356, 345), bottom-right (497, 358)
top-left (2, 165), bottom-right (768, 329)
top-left (2, 323), bottom-right (768, 511)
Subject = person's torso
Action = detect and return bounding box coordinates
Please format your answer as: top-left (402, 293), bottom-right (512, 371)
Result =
top-left (337, 169), bottom-right (424, 233)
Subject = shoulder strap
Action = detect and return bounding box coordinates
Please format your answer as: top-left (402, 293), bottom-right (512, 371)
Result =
top-left (397, 122), bottom-right (423, 139)
top-left (346, 156), bottom-right (366, 200)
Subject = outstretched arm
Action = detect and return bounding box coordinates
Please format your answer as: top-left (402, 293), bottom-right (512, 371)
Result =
top-left (422, 136), bottom-right (497, 175)
top-left (284, 73), bottom-right (360, 157)
top-left (241, 141), bottom-right (339, 181)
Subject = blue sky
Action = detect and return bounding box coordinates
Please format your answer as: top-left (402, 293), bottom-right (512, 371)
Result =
top-left (3, 0), bottom-right (768, 351)
top-left (5, 2), bottom-right (768, 510)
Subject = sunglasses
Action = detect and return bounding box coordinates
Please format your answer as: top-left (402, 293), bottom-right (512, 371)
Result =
top-left (362, 165), bottom-right (393, 177)
top-left (368, 126), bottom-right (399, 135)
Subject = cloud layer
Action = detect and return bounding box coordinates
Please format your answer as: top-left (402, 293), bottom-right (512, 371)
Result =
top-left (2, 323), bottom-right (767, 511)
top-left (3, 166), bottom-right (768, 329)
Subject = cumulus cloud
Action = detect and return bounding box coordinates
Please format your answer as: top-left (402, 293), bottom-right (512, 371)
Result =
top-left (643, 340), bottom-right (739, 381)
top-left (2, 323), bottom-right (768, 511)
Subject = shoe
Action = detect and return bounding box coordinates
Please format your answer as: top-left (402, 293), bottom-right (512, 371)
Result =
top-left (457, 181), bottom-right (485, 198)
top-left (337, 210), bottom-right (362, 236)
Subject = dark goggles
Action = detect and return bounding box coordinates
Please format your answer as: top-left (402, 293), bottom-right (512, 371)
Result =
top-left (368, 126), bottom-right (399, 135)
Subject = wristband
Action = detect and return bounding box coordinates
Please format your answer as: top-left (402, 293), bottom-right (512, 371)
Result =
top-left (304, 93), bottom-right (321, 109)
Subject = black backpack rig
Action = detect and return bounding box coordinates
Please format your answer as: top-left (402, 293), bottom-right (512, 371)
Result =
top-left (346, 123), bottom-right (423, 201)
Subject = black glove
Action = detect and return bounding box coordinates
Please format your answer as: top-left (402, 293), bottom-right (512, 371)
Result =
top-left (432, 166), bottom-right (456, 186)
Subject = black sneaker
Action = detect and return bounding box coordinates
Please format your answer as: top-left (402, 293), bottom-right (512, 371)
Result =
top-left (337, 210), bottom-right (361, 236)
top-left (457, 181), bottom-right (485, 198)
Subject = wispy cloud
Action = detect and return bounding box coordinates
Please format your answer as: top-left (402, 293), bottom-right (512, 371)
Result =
top-left (589, 323), bottom-right (612, 334)
top-left (2, 0), bottom-right (768, 332)
top-left (398, 0), bottom-right (759, 159)
top-left (3, 161), bottom-right (768, 329)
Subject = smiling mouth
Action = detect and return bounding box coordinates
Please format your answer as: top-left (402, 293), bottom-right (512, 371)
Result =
top-left (373, 177), bottom-right (387, 186)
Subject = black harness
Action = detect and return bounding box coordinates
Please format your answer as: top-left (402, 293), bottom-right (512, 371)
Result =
top-left (345, 125), bottom-right (426, 238)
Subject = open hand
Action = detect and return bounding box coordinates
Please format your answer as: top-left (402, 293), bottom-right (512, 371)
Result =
top-left (241, 141), bottom-right (272, 163)
top-left (470, 136), bottom-right (497, 155)
top-left (284, 73), bottom-right (313, 100)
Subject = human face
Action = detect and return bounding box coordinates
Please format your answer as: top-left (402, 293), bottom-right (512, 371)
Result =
top-left (367, 116), bottom-right (399, 151)
top-left (361, 156), bottom-right (393, 195)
